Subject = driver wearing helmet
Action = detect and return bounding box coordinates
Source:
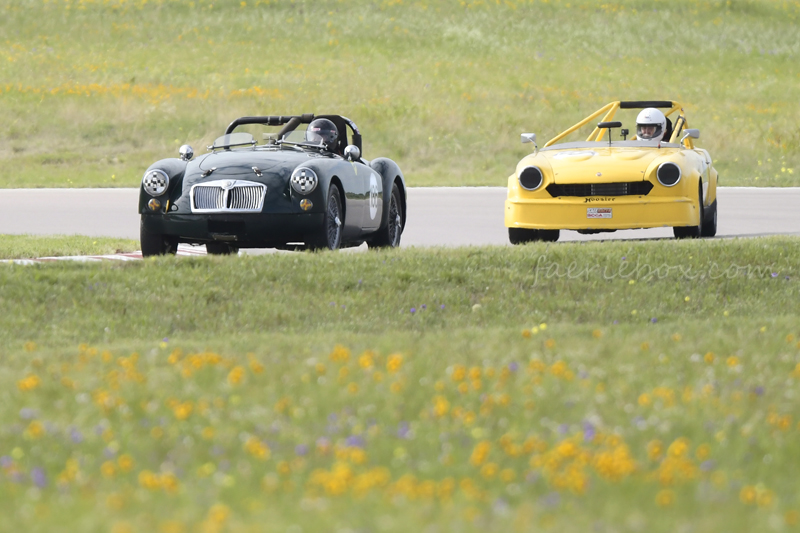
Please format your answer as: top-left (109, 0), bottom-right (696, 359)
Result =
top-left (305, 118), bottom-right (339, 152)
top-left (636, 108), bottom-right (667, 143)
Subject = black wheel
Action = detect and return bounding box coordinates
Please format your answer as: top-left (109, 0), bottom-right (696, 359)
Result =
top-left (539, 229), bottom-right (560, 242)
top-left (140, 218), bottom-right (178, 257)
top-left (673, 182), bottom-right (703, 239)
top-left (701, 199), bottom-right (717, 238)
top-left (369, 182), bottom-right (403, 248)
top-left (508, 228), bottom-right (539, 245)
top-left (308, 185), bottom-right (343, 250)
top-left (206, 243), bottom-right (239, 255)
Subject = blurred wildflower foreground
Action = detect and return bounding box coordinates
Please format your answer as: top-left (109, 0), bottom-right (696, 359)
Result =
top-left (5, 326), bottom-right (800, 532)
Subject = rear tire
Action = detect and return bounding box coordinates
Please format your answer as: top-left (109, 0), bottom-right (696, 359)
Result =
top-left (369, 182), bottom-right (403, 249)
top-left (701, 199), bottom-right (717, 238)
top-left (508, 228), bottom-right (539, 245)
top-left (308, 185), bottom-right (343, 250)
top-left (140, 219), bottom-right (178, 257)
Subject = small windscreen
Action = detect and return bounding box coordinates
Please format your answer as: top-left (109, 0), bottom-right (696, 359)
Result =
top-left (211, 132), bottom-right (256, 149)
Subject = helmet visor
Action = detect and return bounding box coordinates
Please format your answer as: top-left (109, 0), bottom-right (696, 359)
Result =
top-left (637, 123), bottom-right (663, 141)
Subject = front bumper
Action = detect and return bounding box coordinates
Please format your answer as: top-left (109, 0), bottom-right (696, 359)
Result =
top-left (505, 195), bottom-right (700, 230)
top-left (141, 212), bottom-right (325, 247)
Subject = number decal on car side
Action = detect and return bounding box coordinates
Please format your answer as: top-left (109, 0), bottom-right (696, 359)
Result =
top-left (369, 174), bottom-right (380, 220)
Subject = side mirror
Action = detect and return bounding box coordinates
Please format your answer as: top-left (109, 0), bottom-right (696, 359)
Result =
top-left (680, 129), bottom-right (700, 146)
top-left (344, 145), bottom-right (361, 161)
top-left (521, 133), bottom-right (537, 144)
top-left (179, 145), bottom-right (194, 161)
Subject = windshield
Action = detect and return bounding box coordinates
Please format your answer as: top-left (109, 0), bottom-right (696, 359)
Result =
top-left (212, 123), bottom-right (323, 152)
top-left (210, 132), bottom-right (257, 150)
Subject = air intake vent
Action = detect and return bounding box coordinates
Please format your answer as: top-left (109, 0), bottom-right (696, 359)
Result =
top-left (546, 181), bottom-right (653, 197)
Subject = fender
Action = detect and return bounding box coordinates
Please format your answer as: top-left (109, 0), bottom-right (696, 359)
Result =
top-left (138, 158), bottom-right (187, 212)
top-left (369, 157), bottom-right (407, 231)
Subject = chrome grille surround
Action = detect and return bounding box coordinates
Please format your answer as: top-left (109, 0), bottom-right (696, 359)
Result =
top-left (190, 179), bottom-right (267, 213)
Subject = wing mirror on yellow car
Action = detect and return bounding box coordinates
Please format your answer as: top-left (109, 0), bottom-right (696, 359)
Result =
top-left (521, 133), bottom-right (538, 155)
top-left (681, 129), bottom-right (700, 146)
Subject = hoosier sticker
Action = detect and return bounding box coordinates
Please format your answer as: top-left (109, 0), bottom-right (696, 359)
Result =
top-left (587, 207), bottom-right (612, 219)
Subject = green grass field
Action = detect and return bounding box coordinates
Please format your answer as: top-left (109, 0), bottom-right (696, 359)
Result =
top-left (0, 235), bottom-right (139, 259)
top-left (1, 0), bottom-right (798, 188)
top-left (2, 238), bottom-right (800, 531)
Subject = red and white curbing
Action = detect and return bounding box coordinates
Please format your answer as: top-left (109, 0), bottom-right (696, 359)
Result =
top-left (2, 244), bottom-right (207, 265)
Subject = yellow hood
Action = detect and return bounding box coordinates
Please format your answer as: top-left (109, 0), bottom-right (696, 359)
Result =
top-left (542, 147), bottom-right (677, 184)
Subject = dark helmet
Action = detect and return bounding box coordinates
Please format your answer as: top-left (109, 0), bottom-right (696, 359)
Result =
top-left (305, 118), bottom-right (338, 148)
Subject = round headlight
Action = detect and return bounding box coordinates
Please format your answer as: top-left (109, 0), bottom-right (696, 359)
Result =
top-left (518, 166), bottom-right (544, 191)
top-left (657, 162), bottom-right (681, 187)
top-left (291, 167), bottom-right (318, 195)
top-left (142, 169), bottom-right (170, 196)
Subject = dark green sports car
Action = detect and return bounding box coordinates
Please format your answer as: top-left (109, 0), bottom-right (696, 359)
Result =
top-left (138, 114), bottom-right (406, 256)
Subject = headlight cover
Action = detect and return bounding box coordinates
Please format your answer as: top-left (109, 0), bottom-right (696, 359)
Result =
top-left (657, 162), bottom-right (681, 187)
top-left (142, 169), bottom-right (170, 196)
top-left (290, 167), bottom-right (318, 195)
top-left (518, 166), bottom-right (544, 191)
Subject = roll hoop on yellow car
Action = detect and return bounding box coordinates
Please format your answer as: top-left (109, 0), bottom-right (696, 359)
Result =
top-left (505, 100), bottom-right (718, 243)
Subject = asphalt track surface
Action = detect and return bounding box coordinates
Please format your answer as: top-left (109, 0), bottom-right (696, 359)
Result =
top-left (1, 188), bottom-right (798, 253)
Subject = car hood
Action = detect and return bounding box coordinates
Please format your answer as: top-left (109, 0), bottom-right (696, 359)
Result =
top-left (538, 147), bottom-right (676, 183)
top-left (184, 149), bottom-right (325, 186)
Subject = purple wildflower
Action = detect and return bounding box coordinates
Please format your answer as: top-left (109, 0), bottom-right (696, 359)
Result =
top-left (410, 307), bottom-right (416, 314)
top-left (295, 444), bottom-right (309, 456)
top-left (31, 467), bottom-right (47, 488)
top-left (651, 317), bottom-right (658, 323)
top-left (0, 456), bottom-right (12, 468)
top-left (421, 304), bottom-right (427, 310)
top-left (540, 492), bottom-right (561, 508)
top-left (582, 421), bottom-right (596, 442)
top-left (700, 460), bottom-right (716, 472)
top-left (19, 408), bottom-right (38, 420)
top-left (753, 386), bottom-right (765, 396)
top-left (346, 435), bottom-right (366, 448)
top-left (508, 361), bottom-right (519, 372)
top-left (771, 272), bottom-right (779, 278)
top-left (397, 422), bottom-right (410, 439)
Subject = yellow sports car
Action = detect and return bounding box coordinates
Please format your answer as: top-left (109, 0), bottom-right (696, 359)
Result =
top-left (505, 100), bottom-right (718, 243)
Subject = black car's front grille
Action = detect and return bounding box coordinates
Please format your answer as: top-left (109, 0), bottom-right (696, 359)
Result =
top-left (190, 180), bottom-right (266, 213)
top-left (546, 181), bottom-right (653, 197)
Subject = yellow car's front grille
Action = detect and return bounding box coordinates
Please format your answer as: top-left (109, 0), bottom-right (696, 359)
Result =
top-left (546, 181), bottom-right (653, 198)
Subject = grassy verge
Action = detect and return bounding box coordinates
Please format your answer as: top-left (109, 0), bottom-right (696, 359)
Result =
top-left (1, 238), bottom-right (800, 531)
top-left (1, 0), bottom-right (798, 188)
top-left (0, 235), bottom-right (139, 260)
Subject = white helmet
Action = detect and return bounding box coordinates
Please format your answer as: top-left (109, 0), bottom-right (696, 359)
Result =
top-left (636, 108), bottom-right (667, 142)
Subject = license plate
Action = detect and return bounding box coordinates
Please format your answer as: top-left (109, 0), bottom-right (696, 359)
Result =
top-left (587, 207), bottom-right (612, 219)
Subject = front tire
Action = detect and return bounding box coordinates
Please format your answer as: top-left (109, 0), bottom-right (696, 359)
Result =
top-left (206, 243), bottom-right (239, 255)
top-left (308, 185), bottom-right (343, 250)
top-left (539, 229), bottom-right (560, 242)
top-left (140, 219), bottom-right (178, 257)
top-left (369, 182), bottom-right (403, 248)
top-left (701, 199), bottom-right (717, 238)
top-left (508, 228), bottom-right (539, 245)
top-left (673, 183), bottom-right (704, 239)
